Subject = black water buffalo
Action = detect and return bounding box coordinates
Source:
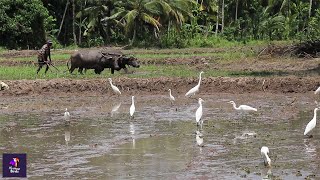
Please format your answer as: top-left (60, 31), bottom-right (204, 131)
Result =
top-left (83, 52), bottom-right (140, 74)
top-left (113, 55), bottom-right (140, 74)
top-left (68, 50), bottom-right (120, 74)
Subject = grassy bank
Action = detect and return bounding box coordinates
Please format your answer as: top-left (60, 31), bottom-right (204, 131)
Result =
top-left (0, 64), bottom-right (252, 80)
top-left (0, 42), bottom-right (302, 80)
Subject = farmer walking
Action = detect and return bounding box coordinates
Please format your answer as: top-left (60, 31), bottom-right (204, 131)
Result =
top-left (37, 40), bottom-right (53, 74)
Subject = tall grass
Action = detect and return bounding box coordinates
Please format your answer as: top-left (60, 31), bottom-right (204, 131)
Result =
top-left (0, 64), bottom-right (273, 80)
top-left (1, 49), bottom-right (254, 63)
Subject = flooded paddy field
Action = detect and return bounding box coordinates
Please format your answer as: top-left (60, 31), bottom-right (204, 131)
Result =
top-left (0, 92), bottom-right (320, 179)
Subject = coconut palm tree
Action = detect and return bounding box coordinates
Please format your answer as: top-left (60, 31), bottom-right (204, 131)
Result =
top-left (102, 0), bottom-right (162, 45)
top-left (78, 0), bottom-right (114, 42)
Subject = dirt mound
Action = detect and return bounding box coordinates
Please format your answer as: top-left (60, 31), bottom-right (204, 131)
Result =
top-left (0, 77), bottom-right (319, 97)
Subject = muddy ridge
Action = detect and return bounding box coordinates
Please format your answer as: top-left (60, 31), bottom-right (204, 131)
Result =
top-left (1, 76), bottom-right (319, 97)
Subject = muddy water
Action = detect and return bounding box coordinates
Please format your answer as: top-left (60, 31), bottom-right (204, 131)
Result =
top-left (0, 93), bottom-right (320, 179)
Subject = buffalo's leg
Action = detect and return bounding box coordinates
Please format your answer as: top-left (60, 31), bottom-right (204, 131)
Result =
top-left (124, 67), bottom-right (128, 74)
top-left (69, 66), bottom-right (76, 74)
top-left (111, 68), bottom-right (115, 74)
top-left (78, 68), bottom-right (84, 75)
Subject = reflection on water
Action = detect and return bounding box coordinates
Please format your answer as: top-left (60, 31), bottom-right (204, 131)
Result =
top-left (111, 102), bottom-right (121, 117)
top-left (304, 139), bottom-right (317, 158)
top-left (0, 93), bottom-right (319, 179)
top-left (129, 122), bottom-right (135, 149)
top-left (261, 168), bottom-right (273, 179)
top-left (65, 130), bottom-right (70, 146)
top-left (195, 130), bottom-right (204, 147)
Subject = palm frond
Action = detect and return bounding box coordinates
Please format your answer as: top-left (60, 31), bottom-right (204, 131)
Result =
top-left (144, 1), bottom-right (162, 15)
top-left (102, 10), bottom-right (126, 21)
top-left (141, 12), bottom-right (161, 31)
top-left (124, 10), bottom-right (138, 33)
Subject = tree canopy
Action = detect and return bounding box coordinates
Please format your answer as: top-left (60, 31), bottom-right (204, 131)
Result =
top-left (0, 0), bottom-right (320, 49)
top-left (0, 0), bottom-right (53, 49)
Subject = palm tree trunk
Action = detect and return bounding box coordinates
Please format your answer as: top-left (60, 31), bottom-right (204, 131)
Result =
top-left (287, 0), bottom-right (290, 17)
top-left (221, 0), bottom-right (225, 33)
top-left (235, 0), bottom-right (238, 21)
top-left (215, 5), bottom-right (219, 36)
top-left (132, 29), bottom-right (137, 45)
top-left (78, 1), bottom-right (82, 45)
top-left (309, 0), bottom-right (312, 18)
top-left (130, 21), bottom-right (137, 46)
top-left (58, 0), bottom-right (70, 38)
top-left (72, 0), bottom-right (77, 45)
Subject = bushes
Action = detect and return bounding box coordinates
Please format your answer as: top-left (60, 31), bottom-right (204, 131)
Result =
top-left (0, 0), bottom-right (54, 49)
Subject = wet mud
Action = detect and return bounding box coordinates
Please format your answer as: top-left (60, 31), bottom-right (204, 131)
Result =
top-left (0, 92), bottom-right (320, 179)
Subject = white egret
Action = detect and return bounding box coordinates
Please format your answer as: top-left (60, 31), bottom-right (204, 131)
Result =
top-left (64, 108), bottom-right (70, 121)
top-left (196, 130), bottom-right (204, 147)
top-left (108, 78), bottom-right (121, 95)
top-left (168, 89), bottom-right (175, 104)
top-left (185, 71), bottom-right (204, 97)
top-left (315, 86), bottom-right (320, 94)
top-left (304, 107), bottom-right (319, 136)
top-left (130, 96), bottom-right (135, 118)
top-left (228, 101), bottom-right (257, 112)
top-left (196, 98), bottom-right (204, 127)
top-left (261, 146), bottom-right (271, 166)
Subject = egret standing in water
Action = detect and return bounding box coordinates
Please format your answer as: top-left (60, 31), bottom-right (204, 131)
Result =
top-left (64, 108), bottom-right (70, 122)
top-left (261, 146), bottom-right (271, 166)
top-left (130, 96), bottom-right (135, 119)
top-left (304, 108), bottom-right (319, 137)
top-left (315, 86), bottom-right (320, 94)
top-left (168, 89), bottom-right (175, 104)
top-left (185, 71), bottom-right (204, 97)
top-left (196, 98), bottom-right (204, 128)
top-left (228, 101), bottom-right (257, 112)
top-left (108, 78), bottom-right (121, 95)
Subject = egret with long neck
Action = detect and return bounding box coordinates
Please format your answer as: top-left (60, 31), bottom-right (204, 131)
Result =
top-left (130, 96), bottom-right (135, 119)
top-left (304, 107), bottom-right (319, 137)
top-left (108, 78), bottom-right (121, 95)
top-left (185, 71), bottom-right (204, 97)
top-left (228, 101), bottom-right (257, 112)
top-left (168, 89), bottom-right (175, 104)
top-left (64, 108), bottom-right (70, 122)
top-left (196, 98), bottom-right (204, 128)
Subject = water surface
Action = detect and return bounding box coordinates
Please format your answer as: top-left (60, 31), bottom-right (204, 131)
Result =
top-left (0, 93), bottom-right (319, 179)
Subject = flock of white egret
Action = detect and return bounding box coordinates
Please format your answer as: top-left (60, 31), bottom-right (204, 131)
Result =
top-left (62, 71), bottom-right (320, 168)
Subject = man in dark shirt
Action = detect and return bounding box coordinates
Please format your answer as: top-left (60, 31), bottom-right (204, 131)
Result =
top-left (37, 40), bottom-right (53, 74)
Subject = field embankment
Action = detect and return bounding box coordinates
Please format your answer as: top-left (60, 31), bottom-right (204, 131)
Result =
top-left (1, 45), bottom-right (320, 96)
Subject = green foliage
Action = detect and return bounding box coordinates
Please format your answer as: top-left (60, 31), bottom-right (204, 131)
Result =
top-left (0, 0), bottom-right (55, 49)
top-left (2, 0), bottom-right (320, 49)
top-left (89, 36), bottom-right (105, 47)
top-left (48, 36), bottom-right (63, 49)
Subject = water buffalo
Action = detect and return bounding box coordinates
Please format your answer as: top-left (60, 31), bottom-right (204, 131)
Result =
top-left (83, 53), bottom-right (140, 74)
top-left (113, 55), bottom-right (140, 74)
top-left (68, 50), bottom-right (120, 74)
